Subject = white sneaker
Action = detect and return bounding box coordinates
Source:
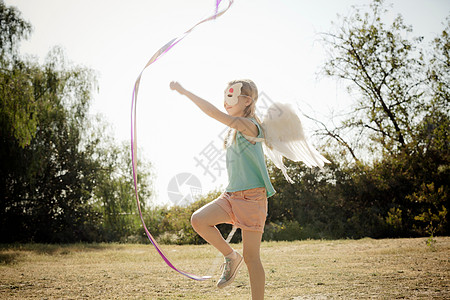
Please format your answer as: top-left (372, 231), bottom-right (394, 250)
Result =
top-left (216, 251), bottom-right (243, 289)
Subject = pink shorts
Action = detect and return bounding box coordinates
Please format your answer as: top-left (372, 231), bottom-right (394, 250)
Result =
top-left (213, 187), bottom-right (268, 233)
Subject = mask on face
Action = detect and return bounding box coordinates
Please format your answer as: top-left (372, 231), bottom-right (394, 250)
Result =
top-left (224, 82), bottom-right (243, 106)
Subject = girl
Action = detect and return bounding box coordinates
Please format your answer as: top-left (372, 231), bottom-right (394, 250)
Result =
top-left (170, 79), bottom-right (275, 300)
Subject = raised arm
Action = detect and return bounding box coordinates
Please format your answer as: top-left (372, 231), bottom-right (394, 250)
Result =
top-left (170, 81), bottom-right (258, 137)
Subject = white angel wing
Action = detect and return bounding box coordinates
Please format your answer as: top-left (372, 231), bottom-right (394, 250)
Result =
top-left (261, 102), bottom-right (330, 183)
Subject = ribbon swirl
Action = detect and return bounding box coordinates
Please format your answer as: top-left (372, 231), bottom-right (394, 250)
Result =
top-left (131, 0), bottom-right (234, 281)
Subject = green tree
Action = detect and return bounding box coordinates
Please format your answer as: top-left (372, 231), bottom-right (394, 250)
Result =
top-left (93, 137), bottom-right (154, 242)
top-left (0, 47), bottom-right (101, 242)
top-left (314, 0), bottom-right (449, 237)
top-left (427, 16), bottom-right (449, 116)
top-left (0, 1), bottom-right (40, 148)
top-left (0, 2), bottom-right (157, 243)
top-left (319, 0), bottom-right (432, 158)
top-left (0, 2), bottom-right (102, 242)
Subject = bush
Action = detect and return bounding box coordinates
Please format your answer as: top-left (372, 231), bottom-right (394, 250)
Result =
top-left (263, 220), bottom-right (306, 241)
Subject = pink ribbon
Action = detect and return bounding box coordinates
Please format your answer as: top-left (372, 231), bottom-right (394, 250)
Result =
top-left (131, 0), bottom-right (234, 281)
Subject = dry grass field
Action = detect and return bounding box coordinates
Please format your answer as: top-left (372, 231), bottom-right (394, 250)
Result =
top-left (1, 237), bottom-right (449, 299)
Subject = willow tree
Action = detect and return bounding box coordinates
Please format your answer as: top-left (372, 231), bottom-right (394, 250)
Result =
top-left (0, 2), bottom-right (100, 242)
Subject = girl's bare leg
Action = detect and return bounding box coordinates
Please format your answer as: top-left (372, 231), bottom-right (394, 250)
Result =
top-left (191, 202), bottom-right (234, 256)
top-left (242, 230), bottom-right (265, 300)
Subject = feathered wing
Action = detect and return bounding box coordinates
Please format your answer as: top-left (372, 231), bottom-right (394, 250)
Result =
top-left (261, 102), bottom-right (330, 183)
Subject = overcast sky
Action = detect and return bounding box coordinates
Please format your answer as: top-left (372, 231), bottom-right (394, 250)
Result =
top-left (6, 0), bottom-right (449, 206)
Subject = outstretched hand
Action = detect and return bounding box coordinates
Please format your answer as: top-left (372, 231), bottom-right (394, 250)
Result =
top-left (170, 81), bottom-right (185, 95)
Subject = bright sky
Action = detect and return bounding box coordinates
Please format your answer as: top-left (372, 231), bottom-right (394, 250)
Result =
top-left (6, 0), bottom-right (449, 207)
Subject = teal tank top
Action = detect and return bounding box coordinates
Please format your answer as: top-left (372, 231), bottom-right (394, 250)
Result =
top-left (225, 118), bottom-right (276, 197)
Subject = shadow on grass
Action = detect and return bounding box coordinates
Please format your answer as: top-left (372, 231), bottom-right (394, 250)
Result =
top-left (0, 252), bottom-right (18, 264)
top-left (0, 243), bottom-right (119, 264)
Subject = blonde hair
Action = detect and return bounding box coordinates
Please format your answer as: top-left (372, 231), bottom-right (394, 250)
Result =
top-left (224, 79), bottom-right (264, 148)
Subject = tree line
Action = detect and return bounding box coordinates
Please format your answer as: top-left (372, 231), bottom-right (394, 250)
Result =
top-left (264, 0), bottom-right (449, 241)
top-left (0, 1), bottom-right (152, 243)
top-left (0, 0), bottom-right (448, 244)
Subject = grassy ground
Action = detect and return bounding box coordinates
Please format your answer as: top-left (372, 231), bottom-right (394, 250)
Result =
top-left (0, 237), bottom-right (449, 299)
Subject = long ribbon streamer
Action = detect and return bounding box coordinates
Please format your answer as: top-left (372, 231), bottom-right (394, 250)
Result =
top-left (131, 0), bottom-right (234, 281)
